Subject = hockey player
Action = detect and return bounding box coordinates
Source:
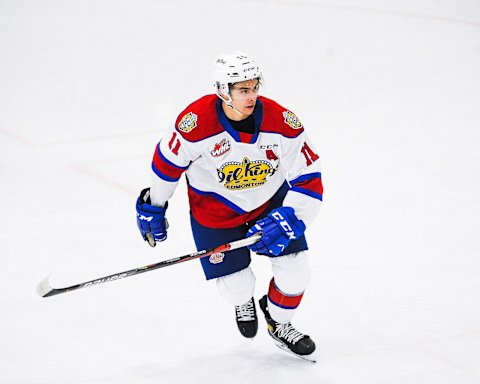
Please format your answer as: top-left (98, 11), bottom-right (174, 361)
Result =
top-left (136, 52), bottom-right (323, 358)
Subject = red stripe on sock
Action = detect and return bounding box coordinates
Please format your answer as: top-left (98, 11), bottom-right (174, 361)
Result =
top-left (268, 278), bottom-right (304, 309)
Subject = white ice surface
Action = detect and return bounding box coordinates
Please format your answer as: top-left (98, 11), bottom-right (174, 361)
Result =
top-left (1, 1), bottom-right (480, 383)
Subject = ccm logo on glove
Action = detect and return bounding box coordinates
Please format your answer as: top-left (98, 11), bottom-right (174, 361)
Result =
top-left (271, 211), bottom-right (296, 240)
top-left (246, 206), bottom-right (306, 256)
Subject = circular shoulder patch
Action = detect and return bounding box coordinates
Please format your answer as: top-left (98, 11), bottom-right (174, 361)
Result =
top-left (178, 112), bottom-right (198, 132)
top-left (282, 111), bottom-right (303, 129)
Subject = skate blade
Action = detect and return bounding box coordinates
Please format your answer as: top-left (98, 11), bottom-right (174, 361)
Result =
top-left (273, 339), bottom-right (317, 363)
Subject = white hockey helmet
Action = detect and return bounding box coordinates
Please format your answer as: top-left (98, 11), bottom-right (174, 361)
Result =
top-left (212, 51), bottom-right (262, 103)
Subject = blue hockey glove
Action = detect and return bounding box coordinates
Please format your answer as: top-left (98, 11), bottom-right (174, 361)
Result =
top-left (246, 207), bottom-right (306, 256)
top-left (136, 188), bottom-right (168, 247)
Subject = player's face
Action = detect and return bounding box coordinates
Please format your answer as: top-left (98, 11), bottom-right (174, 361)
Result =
top-left (229, 79), bottom-right (259, 117)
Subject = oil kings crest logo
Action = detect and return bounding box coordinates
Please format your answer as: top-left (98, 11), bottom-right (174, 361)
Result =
top-left (217, 157), bottom-right (276, 190)
top-left (282, 111), bottom-right (303, 129)
top-left (178, 112), bottom-right (198, 132)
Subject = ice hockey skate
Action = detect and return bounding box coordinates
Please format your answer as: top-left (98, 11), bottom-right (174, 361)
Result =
top-left (235, 297), bottom-right (258, 338)
top-left (259, 295), bottom-right (316, 362)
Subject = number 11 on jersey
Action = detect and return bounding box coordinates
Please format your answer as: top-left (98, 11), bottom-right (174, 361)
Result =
top-left (168, 132), bottom-right (181, 156)
top-left (300, 142), bottom-right (319, 166)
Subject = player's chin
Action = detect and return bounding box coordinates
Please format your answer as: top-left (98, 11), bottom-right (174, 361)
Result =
top-left (242, 105), bottom-right (255, 115)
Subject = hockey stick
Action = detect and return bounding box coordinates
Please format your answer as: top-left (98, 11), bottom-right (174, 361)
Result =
top-left (37, 233), bottom-right (262, 298)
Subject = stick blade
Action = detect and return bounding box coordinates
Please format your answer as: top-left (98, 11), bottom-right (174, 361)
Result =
top-left (36, 276), bottom-right (53, 297)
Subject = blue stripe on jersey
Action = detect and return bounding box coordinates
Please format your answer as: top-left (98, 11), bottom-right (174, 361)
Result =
top-left (157, 142), bottom-right (189, 170)
top-left (151, 163), bottom-right (180, 182)
top-left (289, 172), bottom-right (323, 201)
top-left (290, 186), bottom-right (323, 201)
top-left (289, 172), bottom-right (322, 185)
top-left (188, 184), bottom-right (247, 214)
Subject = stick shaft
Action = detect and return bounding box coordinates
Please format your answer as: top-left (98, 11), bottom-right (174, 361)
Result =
top-left (37, 233), bottom-right (261, 298)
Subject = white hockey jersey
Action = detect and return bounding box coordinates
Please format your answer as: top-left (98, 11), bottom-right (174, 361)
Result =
top-left (150, 95), bottom-right (323, 229)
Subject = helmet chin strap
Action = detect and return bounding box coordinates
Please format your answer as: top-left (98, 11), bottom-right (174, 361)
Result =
top-left (227, 101), bottom-right (244, 117)
top-left (216, 92), bottom-right (244, 117)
